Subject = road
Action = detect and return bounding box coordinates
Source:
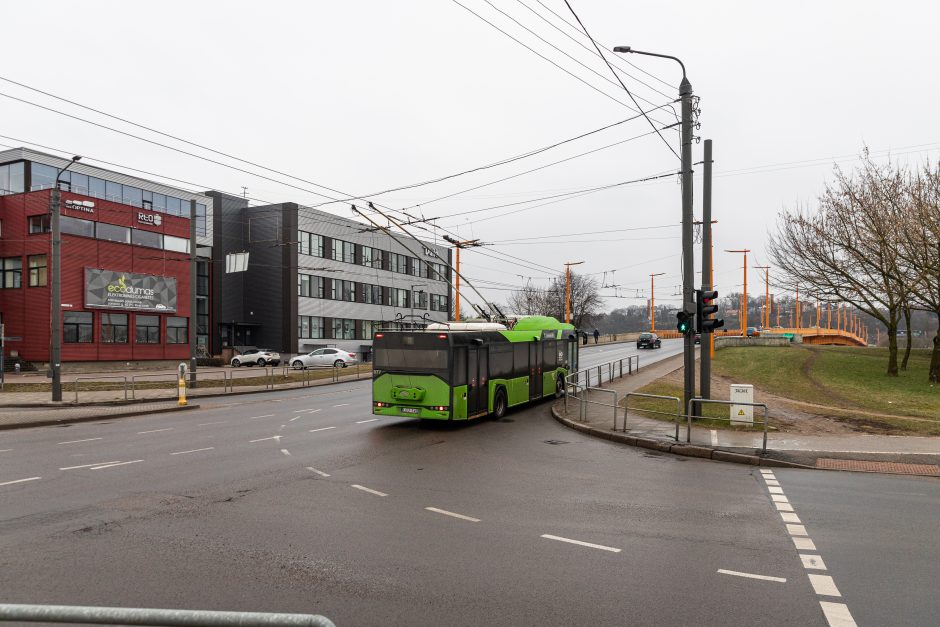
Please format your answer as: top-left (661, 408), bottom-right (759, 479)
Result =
top-left (1, 340), bottom-right (937, 626)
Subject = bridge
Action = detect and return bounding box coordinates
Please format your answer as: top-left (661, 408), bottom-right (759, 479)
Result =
top-left (653, 327), bottom-right (868, 347)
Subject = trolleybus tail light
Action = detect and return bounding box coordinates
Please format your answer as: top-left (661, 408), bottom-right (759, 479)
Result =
top-left (374, 401), bottom-right (388, 407)
top-left (434, 406), bottom-right (448, 411)
top-left (375, 333), bottom-right (384, 339)
top-left (437, 334), bottom-right (447, 339)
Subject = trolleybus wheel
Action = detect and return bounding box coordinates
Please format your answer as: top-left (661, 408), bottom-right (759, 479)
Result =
top-left (493, 388), bottom-right (507, 420)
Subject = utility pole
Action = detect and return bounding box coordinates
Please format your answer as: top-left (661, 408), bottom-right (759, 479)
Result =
top-left (564, 261), bottom-right (584, 324)
top-left (726, 249), bottom-right (750, 334)
top-left (189, 199), bottom-right (198, 388)
top-left (649, 272), bottom-right (665, 331)
top-left (443, 236), bottom-right (481, 320)
top-left (754, 265), bottom-right (770, 329)
top-left (49, 155), bottom-right (82, 402)
top-left (699, 139), bottom-right (714, 401)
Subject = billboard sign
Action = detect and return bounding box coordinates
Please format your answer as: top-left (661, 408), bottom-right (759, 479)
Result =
top-left (84, 268), bottom-right (177, 313)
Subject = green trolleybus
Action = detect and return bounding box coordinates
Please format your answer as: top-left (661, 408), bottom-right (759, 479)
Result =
top-left (372, 316), bottom-right (579, 420)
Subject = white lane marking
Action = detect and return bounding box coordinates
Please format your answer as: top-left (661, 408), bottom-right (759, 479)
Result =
top-left (249, 414), bottom-right (276, 420)
top-left (351, 484), bottom-right (387, 497)
top-left (767, 486), bottom-right (784, 494)
top-left (800, 554), bottom-right (827, 570)
top-left (138, 428), bottom-right (172, 435)
top-left (91, 460), bottom-right (144, 470)
top-left (716, 569), bottom-right (786, 583)
top-left (58, 437), bottom-right (103, 445)
top-left (280, 449), bottom-right (291, 456)
top-left (819, 601), bottom-right (857, 626)
top-left (356, 418), bottom-right (379, 424)
top-left (0, 449), bottom-right (12, 452)
top-left (60, 461), bottom-right (121, 470)
top-left (170, 447), bottom-right (214, 456)
top-left (249, 435), bottom-right (282, 443)
top-left (793, 536), bottom-right (817, 551)
top-left (775, 502), bottom-right (795, 512)
top-left (808, 573), bottom-right (841, 597)
top-left (710, 430), bottom-right (718, 446)
top-left (540, 534), bottom-right (621, 553)
top-left (759, 469), bottom-right (775, 475)
top-left (764, 479), bottom-right (781, 486)
top-left (306, 467), bottom-right (330, 477)
top-left (0, 476), bottom-right (41, 486)
top-left (780, 512), bottom-right (802, 523)
top-left (425, 507), bottom-right (481, 522)
top-left (288, 416), bottom-right (300, 422)
top-left (771, 494), bottom-right (789, 503)
top-left (309, 427), bottom-right (336, 433)
top-left (786, 524), bottom-right (808, 537)
top-left (333, 403), bottom-right (350, 407)
top-left (197, 421), bottom-right (227, 426)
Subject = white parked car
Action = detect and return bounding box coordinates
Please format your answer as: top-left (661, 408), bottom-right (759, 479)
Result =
top-left (231, 348), bottom-right (281, 367)
top-left (291, 348), bottom-right (358, 369)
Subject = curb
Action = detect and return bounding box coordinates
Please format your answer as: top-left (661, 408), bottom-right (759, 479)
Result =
top-left (551, 404), bottom-right (813, 470)
top-left (0, 404), bottom-right (200, 431)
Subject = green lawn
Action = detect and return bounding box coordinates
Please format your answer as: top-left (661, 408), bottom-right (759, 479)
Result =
top-left (713, 345), bottom-right (938, 420)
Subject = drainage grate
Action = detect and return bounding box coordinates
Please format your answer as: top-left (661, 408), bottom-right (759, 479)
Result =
top-left (816, 458), bottom-right (940, 476)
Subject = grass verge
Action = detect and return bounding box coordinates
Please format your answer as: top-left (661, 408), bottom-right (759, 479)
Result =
top-left (623, 381), bottom-right (767, 431)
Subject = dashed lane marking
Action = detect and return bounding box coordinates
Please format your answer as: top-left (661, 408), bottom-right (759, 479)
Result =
top-left (351, 484), bottom-right (387, 497)
top-left (138, 428), bottom-right (172, 435)
top-left (819, 601), bottom-right (857, 626)
top-left (771, 494), bottom-right (789, 503)
top-left (170, 447), bottom-right (214, 456)
top-left (808, 573), bottom-right (841, 597)
top-left (309, 427), bottom-right (336, 433)
top-left (58, 437), bottom-right (102, 445)
top-left (280, 449), bottom-right (291, 456)
top-left (60, 461), bottom-right (121, 470)
top-left (716, 569), bottom-right (787, 583)
top-left (540, 534), bottom-right (621, 553)
top-left (793, 537), bottom-right (817, 551)
top-left (780, 512), bottom-right (802, 523)
top-left (306, 467), bottom-right (330, 477)
top-left (768, 486), bottom-right (785, 494)
top-left (775, 502), bottom-right (795, 512)
top-left (786, 524), bottom-right (809, 536)
top-left (0, 449), bottom-right (12, 453)
top-left (90, 460), bottom-right (143, 470)
top-left (425, 507), bottom-right (481, 522)
top-left (0, 476), bottom-right (41, 486)
top-left (333, 403), bottom-right (350, 407)
top-left (800, 554), bottom-right (827, 570)
top-left (248, 414), bottom-right (276, 420)
top-left (764, 479), bottom-right (781, 486)
top-left (356, 418), bottom-right (379, 424)
top-left (249, 436), bottom-right (283, 443)
top-left (197, 421), bottom-right (227, 426)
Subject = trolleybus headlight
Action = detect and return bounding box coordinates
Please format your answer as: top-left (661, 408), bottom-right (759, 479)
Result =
top-left (374, 401), bottom-right (388, 407)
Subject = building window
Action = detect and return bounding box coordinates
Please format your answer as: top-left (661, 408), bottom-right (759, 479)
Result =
top-left (389, 287), bottom-right (408, 308)
top-left (298, 274), bottom-right (325, 298)
top-left (0, 162), bottom-right (25, 195)
top-left (331, 239), bottom-right (355, 263)
top-left (30, 163), bottom-right (58, 191)
top-left (131, 229), bottom-right (163, 249)
top-left (362, 283), bottom-right (382, 304)
top-left (88, 176), bottom-right (106, 199)
top-left (101, 313), bottom-right (129, 343)
top-left (361, 246), bottom-right (383, 268)
top-left (167, 316), bottom-right (188, 344)
top-left (410, 258), bottom-right (423, 277)
top-left (299, 231), bottom-right (324, 257)
top-left (413, 290), bottom-right (427, 309)
top-left (122, 185), bottom-right (143, 208)
top-left (364, 320), bottom-right (383, 339)
top-left (135, 315), bottom-right (160, 344)
top-left (64, 311), bottom-right (93, 343)
top-left (298, 315), bottom-right (325, 339)
top-left (105, 180), bottom-right (122, 202)
top-left (60, 216), bottom-right (95, 238)
top-left (431, 293), bottom-right (449, 313)
top-left (431, 263), bottom-right (449, 281)
top-left (0, 257), bottom-right (22, 289)
top-left (96, 222), bottom-right (131, 244)
top-left (27, 254), bottom-right (47, 287)
top-left (28, 215), bottom-right (51, 234)
top-left (332, 318), bottom-right (355, 340)
top-left (389, 253), bottom-right (410, 274)
top-left (164, 235), bottom-right (189, 253)
top-left (331, 279), bottom-right (356, 302)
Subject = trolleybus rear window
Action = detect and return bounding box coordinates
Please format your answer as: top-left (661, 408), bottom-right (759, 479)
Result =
top-left (374, 348), bottom-right (448, 371)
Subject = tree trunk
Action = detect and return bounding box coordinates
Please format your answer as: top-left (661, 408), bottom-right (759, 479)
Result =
top-left (886, 320), bottom-right (899, 377)
top-left (931, 314), bottom-right (940, 384)
top-left (901, 305), bottom-right (913, 371)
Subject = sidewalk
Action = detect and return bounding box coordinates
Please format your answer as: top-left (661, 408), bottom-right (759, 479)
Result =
top-left (554, 353), bottom-right (940, 476)
top-left (0, 401), bottom-right (198, 430)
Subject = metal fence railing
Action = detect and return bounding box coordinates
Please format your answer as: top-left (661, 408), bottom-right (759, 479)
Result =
top-left (0, 603), bottom-right (336, 626)
top-left (687, 398), bottom-right (770, 453)
top-left (130, 369), bottom-right (232, 399)
top-left (564, 355), bottom-right (639, 421)
top-left (73, 375), bottom-right (128, 403)
top-left (623, 392), bottom-right (682, 439)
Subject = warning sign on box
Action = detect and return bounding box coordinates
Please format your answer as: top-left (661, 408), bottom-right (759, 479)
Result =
top-left (730, 384), bottom-right (754, 425)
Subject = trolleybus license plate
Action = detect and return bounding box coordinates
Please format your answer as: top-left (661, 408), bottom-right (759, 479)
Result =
top-left (401, 407), bottom-right (420, 414)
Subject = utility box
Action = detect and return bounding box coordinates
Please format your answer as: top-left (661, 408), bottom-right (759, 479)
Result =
top-left (730, 384), bottom-right (754, 425)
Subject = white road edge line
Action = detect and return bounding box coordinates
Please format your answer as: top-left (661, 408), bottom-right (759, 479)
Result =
top-left (540, 534), bottom-right (621, 553)
top-left (197, 421), bottom-right (227, 426)
top-left (819, 601), bottom-right (857, 627)
top-left (356, 418), bottom-right (379, 424)
top-left (0, 476), bottom-right (41, 486)
top-left (57, 437), bottom-right (103, 445)
top-left (808, 573), bottom-right (841, 597)
top-left (306, 467), bottom-right (330, 477)
top-left (350, 484), bottom-right (387, 497)
top-left (710, 429), bottom-right (718, 446)
top-left (281, 449), bottom-right (291, 456)
top-left (138, 428), bottom-right (172, 435)
top-left (793, 537), bottom-right (817, 551)
top-left (309, 426), bottom-right (336, 433)
top-left (90, 460), bottom-right (144, 470)
top-left (425, 507), bottom-right (481, 522)
top-left (170, 447), bottom-right (215, 456)
top-left (0, 448), bottom-right (11, 452)
top-left (716, 569), bottom-right (786, 583)
top-left (60, 461), bottom-right (121, 470)
top-left (780, 512), bottom-right (802, 523)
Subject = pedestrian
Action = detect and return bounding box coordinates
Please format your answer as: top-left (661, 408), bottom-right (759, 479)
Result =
top-left (593, 329), bottom-right (600, 344)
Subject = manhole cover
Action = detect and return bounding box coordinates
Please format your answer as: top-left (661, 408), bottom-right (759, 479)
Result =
top-left (543, 439), bottom-right (569, 445)
top-left (816, 458), bottom-right (940, 476)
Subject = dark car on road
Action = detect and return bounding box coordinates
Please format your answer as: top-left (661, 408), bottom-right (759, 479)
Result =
top-left (637, 332), bottom-right (661, 349)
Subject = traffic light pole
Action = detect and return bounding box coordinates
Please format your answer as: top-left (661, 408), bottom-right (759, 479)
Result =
top-left (680, 74), bottom-right (695, 419)
top-left (700, 140), bottom-right (713, 401)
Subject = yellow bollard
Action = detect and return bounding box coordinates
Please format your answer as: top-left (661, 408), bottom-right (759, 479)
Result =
top-left (178, 375), bottom-right (187, 406)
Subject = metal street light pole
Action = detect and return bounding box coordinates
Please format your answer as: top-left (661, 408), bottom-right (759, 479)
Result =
top-left (564, 261), bottom-right (584, 324)
top-left (754, 266), bottom-right (770, 329)
top-left (649, 272), bottom-right (665, 331)
top-left (726, 249), bottom-right (750, 334)
top-left (50, 155), bottom-right (82, 402)
top-left (614, 45), bottom-right (695, 412)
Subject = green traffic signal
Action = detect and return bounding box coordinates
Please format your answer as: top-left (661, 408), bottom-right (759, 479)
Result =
top-left (676, 311), bottom-right (693, 335)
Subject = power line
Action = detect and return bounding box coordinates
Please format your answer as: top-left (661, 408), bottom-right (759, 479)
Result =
top-left (487, 222), bottom-right (677, 243)
top-left (562, 0), bottom-right (680, 160)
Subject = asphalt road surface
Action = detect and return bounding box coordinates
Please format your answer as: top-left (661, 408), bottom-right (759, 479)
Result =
top-left (1, 341), bottom-right (937, 626)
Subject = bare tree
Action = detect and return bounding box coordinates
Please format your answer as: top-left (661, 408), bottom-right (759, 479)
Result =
top-left (505, 272), bottom-right (602, 329)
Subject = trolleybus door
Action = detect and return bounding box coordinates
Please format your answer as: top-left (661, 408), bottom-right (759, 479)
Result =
top-left (529, 342), bottom-right (542, 400)
top-left (466, 347), bottom-right (489, 416)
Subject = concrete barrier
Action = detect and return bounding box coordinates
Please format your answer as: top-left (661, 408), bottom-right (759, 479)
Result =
top-left (715, 336), bottom-right (792, 350)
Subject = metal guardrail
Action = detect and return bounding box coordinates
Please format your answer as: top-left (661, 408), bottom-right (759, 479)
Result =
top-left (623, 392), bottom-right (682, 440)
top-left (687, 398), bottom-right (770, 453)
top-left (0, 603), bottom-right (336, 626)
top-left (130, 369), bottom-right (231, 399)
top-left (564, 355), bottom-right (639, 419)
top-left (74, 375), bottom-right (127, 403)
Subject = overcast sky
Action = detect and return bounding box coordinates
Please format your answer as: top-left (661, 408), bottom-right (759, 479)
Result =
top-left (2, 1), bottom-right (938, 315)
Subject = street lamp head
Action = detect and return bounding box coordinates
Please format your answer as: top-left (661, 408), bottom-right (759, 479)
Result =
top-left (71, 155), bottom-right (82, 162)
top-left (613, 46), bottom-right (631, 53)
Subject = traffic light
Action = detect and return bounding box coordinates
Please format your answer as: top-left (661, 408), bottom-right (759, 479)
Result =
top-left (696, 289), bottom-right (724, 333)
top-left (676, 310), bottom-right (693, 335)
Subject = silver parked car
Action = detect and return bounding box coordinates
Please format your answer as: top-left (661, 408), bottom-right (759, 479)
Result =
top-left (291, 348), bottom-right (358, 369)
top-left (231, 348), bottom-right (281, 367)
